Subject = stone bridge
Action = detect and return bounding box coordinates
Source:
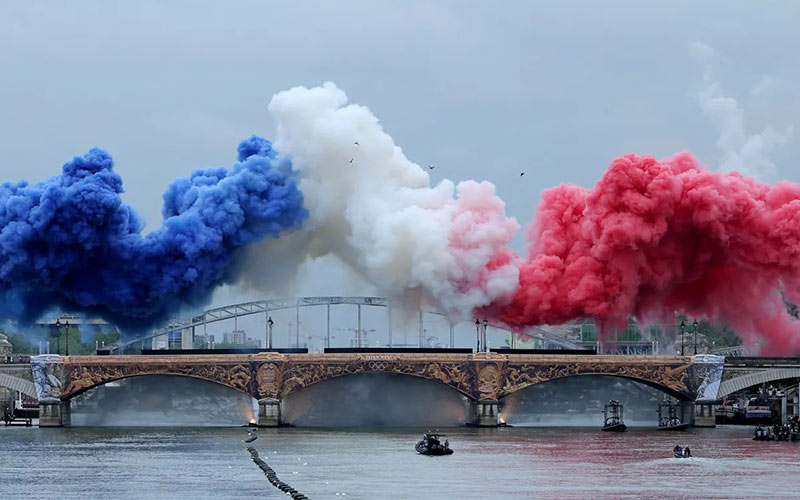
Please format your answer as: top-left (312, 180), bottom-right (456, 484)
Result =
top-left (29, 352), bottom-right (723, 427)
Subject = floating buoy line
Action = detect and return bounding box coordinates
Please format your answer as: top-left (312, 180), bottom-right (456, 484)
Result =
top-left (246, 446), bottom-right (310, 499)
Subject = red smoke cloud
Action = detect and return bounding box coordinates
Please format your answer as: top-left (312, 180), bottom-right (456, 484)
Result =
top-left (493, 152), bottom-right (800, 355)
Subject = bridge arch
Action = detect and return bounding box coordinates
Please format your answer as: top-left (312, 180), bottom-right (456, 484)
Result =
top-left (496, 359), bottom-right (698, 402)
top-left (278, 361), bottom-right (477, 400)
top-left (61, 362), bottom-right (255, 401)
top-left (0, 373), bottom-right (37, 399)
top-left (498, 373), bottom-right (690, 401)
top-left (718, 368), bottom-right (800, 399)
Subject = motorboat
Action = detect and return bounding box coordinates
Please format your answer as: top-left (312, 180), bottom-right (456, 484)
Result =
top-left (773, 424), bottom-right (792, 442)
top-left (745, 396), bottom-right (772, 421)
top-left (602, 400), bottom-right (627, 432)
top-left (415, 432), bottom-right (453, 456)
top-left (753, 425), bottom-right (774, 441)
top-left (657, 400), bottom-right (689, 431)
top-left (672, 445), bottom-right (692, 458)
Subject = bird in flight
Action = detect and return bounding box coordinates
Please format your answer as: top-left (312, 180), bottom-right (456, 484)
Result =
top-left (427, 165), bottom-right (435, 170)
top-left (520, 172), bottom-right (525, 177)
top-left (349, 158), bottom-right (354, 164)
top-left (354, 141), bottom-right (359, 145)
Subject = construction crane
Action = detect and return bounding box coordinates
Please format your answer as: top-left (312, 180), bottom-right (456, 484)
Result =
top-left (334, 327), bottom-right (376, 348)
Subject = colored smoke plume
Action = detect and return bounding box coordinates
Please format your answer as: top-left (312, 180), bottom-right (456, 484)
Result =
top-left (0, 137), bottom-right (306, 329)
top-left (243, 82), bottom-right (520, 318)
top-left (493, 152), bottom-right (800, 354)
top-left (3, 81), bottom-right (799, 355)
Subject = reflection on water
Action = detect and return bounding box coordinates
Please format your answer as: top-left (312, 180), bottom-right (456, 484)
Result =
top-left (1, 426), bottom-right (798, 499)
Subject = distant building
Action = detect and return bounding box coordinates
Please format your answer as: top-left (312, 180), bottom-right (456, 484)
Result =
top-left (221, 330), bottom-right (261, 348)
top-left (223, 330), bottom-right (247, 345)
top-left (0, 333), bottom-right (12, 357)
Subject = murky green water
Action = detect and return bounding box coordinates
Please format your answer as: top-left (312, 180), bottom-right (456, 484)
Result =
top-left (1, 425), bottom-right (798, 499)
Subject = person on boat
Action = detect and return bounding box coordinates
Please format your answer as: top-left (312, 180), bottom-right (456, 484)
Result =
top-left (673, 445), bottom-right (682, 456)
top-left (444, 439), bottom-right (449, 448)
top-left (683, 447), bottom-right (691, 457)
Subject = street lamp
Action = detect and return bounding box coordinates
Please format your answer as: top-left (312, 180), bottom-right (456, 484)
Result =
top-left (482, 318), bottom-right (489, 353)
top-left (55, 319), bottom-right (70, 356)
top-left (475, 319), bottom-right (480, 352)
top-left (693, 319), bottom-right (699, 355)
top-left (267, 316), bottom-right (274, 350)
top-left (679, 320), bottom-right (686, 356)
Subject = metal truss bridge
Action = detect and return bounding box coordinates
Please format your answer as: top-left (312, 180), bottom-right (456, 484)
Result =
top-left (111, 296), bottom-right (580, 353)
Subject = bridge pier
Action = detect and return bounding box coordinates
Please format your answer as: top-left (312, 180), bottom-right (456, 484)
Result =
top-left (471, 400), bottom-right (500, 427)
top-left (38, 397), bottom-right (70, 427)
top-left (258, 398), bottom-right (281, 427)
top-left (692, 402), bottom-right (716, 427)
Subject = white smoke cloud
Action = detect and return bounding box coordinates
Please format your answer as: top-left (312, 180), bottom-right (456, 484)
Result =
top-left (242, 83), bottom-right (520, 319)
top-left (690, 41), bottom-right (793, 182)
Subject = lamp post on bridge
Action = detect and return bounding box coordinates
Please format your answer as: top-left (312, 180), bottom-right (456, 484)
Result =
top-left (475, 319), bottom-right (480, 352)
top-left (267, 316), bottom-right (274, 350)
top-left (678, 319), bottom-right (700, 356)
top-left (55, 319), bottom-right (70, 356)
top-left (482, 318), bottom-right (488, 353)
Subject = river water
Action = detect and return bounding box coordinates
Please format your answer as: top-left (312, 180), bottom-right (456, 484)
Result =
top-left (1, 425), bottom-right (798, 499)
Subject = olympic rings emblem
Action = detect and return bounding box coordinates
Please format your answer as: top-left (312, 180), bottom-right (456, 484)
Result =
top-left (367, 360), bottom-right (390, 371)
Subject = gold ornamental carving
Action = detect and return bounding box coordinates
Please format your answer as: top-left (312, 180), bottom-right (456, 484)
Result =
top-left (62, 362), bottom-right (253, 399)
top-left (279, 359), bottom-right (477, 399)
top-left (256, 362), bottom-right (281, 397)
top-left (500, 361), bottom-right (692, 399)
top-left (477, 364), bottom-right (501, 396)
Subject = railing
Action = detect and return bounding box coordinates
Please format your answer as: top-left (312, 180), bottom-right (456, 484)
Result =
top-left (1, 355), bottom-right (32, 364)
top-left (712, 345), bottom-right (745, 357)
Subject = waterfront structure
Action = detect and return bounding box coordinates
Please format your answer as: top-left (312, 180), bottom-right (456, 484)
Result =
top-left (29, 352), bottom-right (719, 428)
top-left (4, 352), bottom-right (800, 428)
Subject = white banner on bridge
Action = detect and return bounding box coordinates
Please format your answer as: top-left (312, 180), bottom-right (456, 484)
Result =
top-left (694, 354), bottom-right (725, 402)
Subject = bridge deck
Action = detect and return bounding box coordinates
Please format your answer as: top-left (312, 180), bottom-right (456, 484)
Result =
top-left (61, 353), bottom-right (694, 365)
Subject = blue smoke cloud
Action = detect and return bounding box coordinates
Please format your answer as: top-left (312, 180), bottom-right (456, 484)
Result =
top-left (0, 136), bottom-right (307, 330)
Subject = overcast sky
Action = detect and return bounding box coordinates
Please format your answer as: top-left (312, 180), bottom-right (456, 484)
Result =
top-left (2, 1), bottom-right (798, 340)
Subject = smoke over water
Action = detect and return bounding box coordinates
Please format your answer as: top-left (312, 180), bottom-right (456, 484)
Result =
top-left (282, 373), bottom-right (470, 427)
top-left (244, 83), bottom-right (520, 317)
top-left (493, 153), bottom-right (800, 354)
top-left (3, 82), bottom-right (800, 353)
top-left (0, 137), bottom-right (306, 329)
